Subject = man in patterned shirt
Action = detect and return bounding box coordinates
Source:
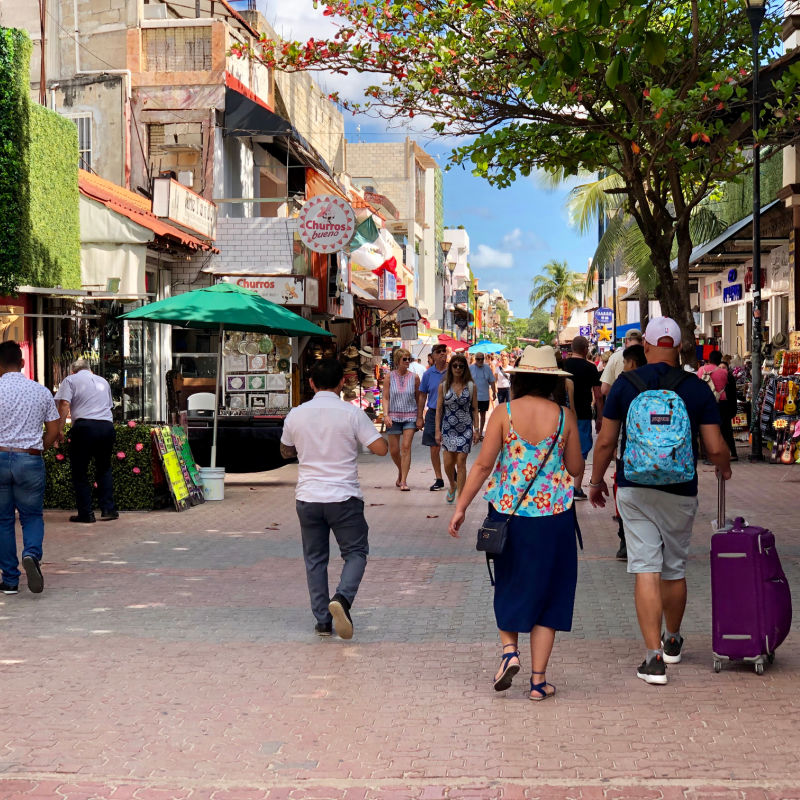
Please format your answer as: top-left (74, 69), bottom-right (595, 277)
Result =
top-left (0, 342), bottom-right (60, 595)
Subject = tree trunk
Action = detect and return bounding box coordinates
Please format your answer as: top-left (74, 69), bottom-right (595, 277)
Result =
top-left (651, 244), bottom-right (697, 366)
top-left (638, 290), bottom-right (650, 331)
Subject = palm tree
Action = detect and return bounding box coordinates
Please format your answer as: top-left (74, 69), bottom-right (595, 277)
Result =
top-left (529, 260), bottom-right (586, 346)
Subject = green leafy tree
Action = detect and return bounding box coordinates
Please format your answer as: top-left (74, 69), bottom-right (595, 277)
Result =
top-left (506, 308), bottom-right (553, 348)
top-left (242, 0), bottom-right (800, 359)
top-left (528, 260), bottom-right (586, 345)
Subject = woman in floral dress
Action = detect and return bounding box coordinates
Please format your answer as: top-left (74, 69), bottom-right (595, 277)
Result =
top-left (435, 353), bottom-right (478, 503)
top-left (447, 346), bottom-right (583, 701)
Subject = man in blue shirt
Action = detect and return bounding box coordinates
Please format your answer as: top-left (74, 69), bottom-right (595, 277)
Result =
top-left (588, 317), bottom-right (731, 686)
top-left (469, 353), bottom-right (496, 440)
top-left (417, 344), bottom-right (448, 490)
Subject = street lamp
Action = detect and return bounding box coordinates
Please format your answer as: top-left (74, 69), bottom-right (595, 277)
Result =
top-left (746, 0), bottom-right (766, 461)
top-left (441, 240), bottom-right (453, 333)
top-left (447, 260), bottom-right (456, 336)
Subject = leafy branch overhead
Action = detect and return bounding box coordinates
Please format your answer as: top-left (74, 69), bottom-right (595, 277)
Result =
top-left (242, 0), bottom-right (800, 352)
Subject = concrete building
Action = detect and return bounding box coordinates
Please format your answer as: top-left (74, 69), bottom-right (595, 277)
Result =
top-left (442, 228), bottom-right (472, 338)
top-left (345, 138), bottom-right (444, 325)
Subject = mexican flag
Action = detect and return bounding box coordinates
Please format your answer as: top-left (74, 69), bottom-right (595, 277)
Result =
top-left (349, 217), bottom-right (397, 276)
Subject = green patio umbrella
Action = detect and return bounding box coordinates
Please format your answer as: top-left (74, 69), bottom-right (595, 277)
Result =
top-left (120, 282), bottom-right (332, 468)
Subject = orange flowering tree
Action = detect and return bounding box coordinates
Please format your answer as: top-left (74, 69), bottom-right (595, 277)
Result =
top-left (236, 0), bottom-right (800, 353)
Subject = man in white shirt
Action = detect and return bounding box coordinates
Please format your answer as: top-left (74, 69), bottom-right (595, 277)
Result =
top-left (281, 359), bottom-right (388, 639)
top-left (600, 329), bottom-right (643, 396)
top-left (408, 358), bottom-right (426, 379)
top-left (55, 358), bottom-right (117, 524)
top-left (0, 341), bottom-right (60, 595)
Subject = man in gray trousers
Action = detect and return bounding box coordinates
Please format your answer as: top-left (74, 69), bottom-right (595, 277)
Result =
top-left (280, 359), bottom-right (388, 639)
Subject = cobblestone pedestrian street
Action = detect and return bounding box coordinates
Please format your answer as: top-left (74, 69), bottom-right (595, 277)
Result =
top-left (1, 441), bottom-right (799, 800)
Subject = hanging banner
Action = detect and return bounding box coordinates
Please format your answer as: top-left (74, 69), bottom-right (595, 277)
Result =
top-left (298, 194), bottom-right (356, 253)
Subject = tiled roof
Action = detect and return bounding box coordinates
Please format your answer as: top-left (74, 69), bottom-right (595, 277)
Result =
top-left (78, 170), bottom-right (217, 252)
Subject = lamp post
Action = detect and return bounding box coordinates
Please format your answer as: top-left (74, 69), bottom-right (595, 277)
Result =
top-left (746, 0), bottom-right (766, 461)
top-left (447, 261), bottom-right (456, 336)
top-left (441, 240), bottom-right (453, 334)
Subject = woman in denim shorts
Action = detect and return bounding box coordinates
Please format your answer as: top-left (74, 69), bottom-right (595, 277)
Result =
top-left (382, 348), bottom-right (420, 491)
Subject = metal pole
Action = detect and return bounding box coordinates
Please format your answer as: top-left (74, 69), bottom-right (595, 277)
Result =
top-left (210, 322), bottom-right (223, 469)
top-left (748, 6), bottom-right (765, 461)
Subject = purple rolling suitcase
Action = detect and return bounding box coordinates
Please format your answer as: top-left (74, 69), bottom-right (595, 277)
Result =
top-left (711, 476), bottom-right (792, 673)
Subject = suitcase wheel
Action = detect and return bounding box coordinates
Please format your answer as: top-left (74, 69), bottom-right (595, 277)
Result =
top-left (713, 659), bottom-right (722, 673)
top-left (767, 652), bottom-right (775, 664)
top-left (755, 662), bottom-right (765, 676)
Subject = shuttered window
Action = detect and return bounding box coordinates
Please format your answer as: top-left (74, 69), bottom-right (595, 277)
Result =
top-left (143, 26), bottom-right (212, 72)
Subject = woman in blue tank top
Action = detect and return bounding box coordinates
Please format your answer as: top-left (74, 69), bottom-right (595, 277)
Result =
top-left (447, 346), bottom-right (584, 701)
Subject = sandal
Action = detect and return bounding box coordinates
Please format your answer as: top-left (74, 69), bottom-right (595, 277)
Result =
top-left (529, 671), bottom-right (556, 701)
top-left (445, 487), bottom-right (456, 504)
top-left (493, 645), bottom-right (520, 691)
top-left (400, 483), bottom-right (410, 491)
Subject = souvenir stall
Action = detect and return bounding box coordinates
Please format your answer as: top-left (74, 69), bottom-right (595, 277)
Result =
top-left (755, 332), bottom-right (800, 464)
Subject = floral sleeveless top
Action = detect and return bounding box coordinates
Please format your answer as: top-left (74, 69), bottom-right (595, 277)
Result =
top-left (483, 403), bottom-right (573, 517)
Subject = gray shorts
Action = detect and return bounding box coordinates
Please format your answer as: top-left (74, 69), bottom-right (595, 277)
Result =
top-left (616, 487), bottom-right (699, 580)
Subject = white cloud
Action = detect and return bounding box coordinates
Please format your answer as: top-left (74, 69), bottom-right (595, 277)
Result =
top-left (471, 245), bottom-right (514, 270)
top-left (501, 228), bottom-right (545, 252)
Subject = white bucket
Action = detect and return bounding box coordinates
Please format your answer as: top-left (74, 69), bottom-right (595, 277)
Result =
top-left (198, 467), bottom-right (225, 501)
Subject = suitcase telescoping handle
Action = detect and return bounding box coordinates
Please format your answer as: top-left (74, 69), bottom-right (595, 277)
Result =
top-left (717, 472), bottom-right (725, 531)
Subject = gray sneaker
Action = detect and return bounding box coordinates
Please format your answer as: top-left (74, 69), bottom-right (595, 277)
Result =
top-left (662, 633), bottom-right (684, 664)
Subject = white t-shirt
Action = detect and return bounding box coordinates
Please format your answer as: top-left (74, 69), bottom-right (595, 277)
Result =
top-left (409, 361), bottom-right (426, 379)
top-left (281, 391), bottom-right (381, 503)
top-left (600, 349), bottom-right (625, 387)
top-left (54, 369), bottom-right (113, 422)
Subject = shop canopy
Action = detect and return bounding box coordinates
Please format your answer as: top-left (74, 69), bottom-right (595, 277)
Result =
top-left (437, 334), bottom-right (469, 352)
top-left (120, 283), bottom-right (331, 469)
top-left (468, 340), bottom-right (506, 355)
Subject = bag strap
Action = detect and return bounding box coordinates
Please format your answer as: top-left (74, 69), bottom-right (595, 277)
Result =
top-left (508, 408), bottom-right (563, 519)
top-left (620, 370), bottom-right (648, 394)
top-left (659, 366), bottom-right (690, 392)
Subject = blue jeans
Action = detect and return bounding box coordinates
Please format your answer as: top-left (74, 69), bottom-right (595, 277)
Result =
top-left (0, 453), bottom-right (46, 586)
top-left (296, 497), bottom-right (369, 624)
top-left (577, 419), bottom-right (594, 459)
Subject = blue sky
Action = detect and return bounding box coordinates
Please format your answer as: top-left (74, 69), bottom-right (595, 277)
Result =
top-left (259, 0), bottom-right (598, 317)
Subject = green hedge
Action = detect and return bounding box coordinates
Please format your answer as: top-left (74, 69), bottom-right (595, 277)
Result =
top-left (0, 27), bottom-right (79, 294)
top-left (44, 423), bottom-right (156, 511)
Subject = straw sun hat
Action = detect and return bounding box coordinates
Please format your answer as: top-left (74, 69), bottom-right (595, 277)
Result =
top-left (505, 345), bottom-right (572, 376)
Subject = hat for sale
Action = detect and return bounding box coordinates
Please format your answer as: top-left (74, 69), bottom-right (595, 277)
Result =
top-left (644, 316), bottom-right (682, 348)
top-left (359, 345), bottom-right (375, 358)
top-left (343, 345), bottom-right (359, 358)
top-left (772, 332), bottom-right (788, 350)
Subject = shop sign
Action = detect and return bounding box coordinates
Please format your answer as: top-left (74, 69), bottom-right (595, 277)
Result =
top-left (378, 270), bottom-right (397, 300)
top-left (579, 325), bottom-right (592, 337)
top-left (703, 281), bottom-right (722, 300)
top-left (594, 307), bottom-right (613, 326)
top-left (152, 177), bottom-right (217, 239)
top-left (453, 289), bottom-right (469, 305)
top-left (396, 284), bottom-right (406, 299)
top-left (723, 284), bottom-right (743, 304)
top-left (298, 194), bottom-right (356, 253)
top-left (0, 305), bottom-right (24, 342)
top-left (219, 275), bottom-right (313, 306)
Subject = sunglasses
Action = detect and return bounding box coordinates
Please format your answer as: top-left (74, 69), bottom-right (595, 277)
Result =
top-left (400, 357), bottom-right (411, 362)
top-left (475, 358), bottom-right (484, 362)
top-left (452, 363), bottom-right (465, 369)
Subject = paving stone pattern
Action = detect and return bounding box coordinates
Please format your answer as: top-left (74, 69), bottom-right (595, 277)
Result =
top-left (1, 441), bottom-right (799, 799)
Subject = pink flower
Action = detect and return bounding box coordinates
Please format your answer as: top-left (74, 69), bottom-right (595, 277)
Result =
top-left (117, 451), bottom-right (126, 459)
top-left (127, 420), bottom-right (136, 428)
top-left (135, 443), bottom-right (144, 452)
top-left (93, 482), bottom-right (98, 488)
top-left (132, 467), bottom-right (141, 474)
top-left (55, 453), bottom-right (65, 461)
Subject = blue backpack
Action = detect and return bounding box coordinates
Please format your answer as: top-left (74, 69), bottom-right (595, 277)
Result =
top-left (621, 368), bottom-right (695, 486)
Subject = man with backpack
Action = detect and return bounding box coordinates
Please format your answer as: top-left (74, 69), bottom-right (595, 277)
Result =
top-left (587, 317), bottom-right (732, 685)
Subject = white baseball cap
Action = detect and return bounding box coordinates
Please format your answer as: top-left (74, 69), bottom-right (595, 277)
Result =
top-left (644, 316), bottom-right (682, 347)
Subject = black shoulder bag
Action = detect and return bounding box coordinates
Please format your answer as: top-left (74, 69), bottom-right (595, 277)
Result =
top-left (476, 408), bottom-right (563, 583)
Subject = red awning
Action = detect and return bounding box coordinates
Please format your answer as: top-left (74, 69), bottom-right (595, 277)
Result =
top-left (437, 334), bottom-right (469, 352)
top-left (78, 170), bottom-right (217, 252)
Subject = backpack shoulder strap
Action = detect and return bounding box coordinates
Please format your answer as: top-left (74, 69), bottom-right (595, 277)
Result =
top-left (659, 367), bottom-right (690, 392)
top-left (620, 370), bottom-right (648, 394)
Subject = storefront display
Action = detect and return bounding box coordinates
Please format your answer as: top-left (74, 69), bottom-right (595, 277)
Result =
top-left (221, 333), bottom-right (293, 413)
top-left (756, 348), bottom-right (800, 464)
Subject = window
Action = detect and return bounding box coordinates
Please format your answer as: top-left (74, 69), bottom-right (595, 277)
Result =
top-left (142, 26), bottom-right (212, 72)
top-left (69, 115), bottom-right (92, 170)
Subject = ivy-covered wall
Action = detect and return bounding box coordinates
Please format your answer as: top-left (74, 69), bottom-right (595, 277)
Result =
top-left (0, 28), bottom-right (80, 294)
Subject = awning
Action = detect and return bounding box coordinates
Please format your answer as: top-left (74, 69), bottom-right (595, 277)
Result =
top-left (437, 333), bottom-right (469, 352)
top-left (353, 296), bottom-right (409, 314)
top-left (615, 322), bottom-right (642, 338)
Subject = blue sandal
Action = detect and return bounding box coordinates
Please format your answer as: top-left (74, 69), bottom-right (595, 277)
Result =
top-left (446, 487), bottom-right (456, 503)
top-left (493, 646), bottom-right (520, 691)
top-left (530, 671), bottom-right (556, 701)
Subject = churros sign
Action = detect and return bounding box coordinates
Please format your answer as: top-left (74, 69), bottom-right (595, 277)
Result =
top-left (298, 194), bottom-right (356, 254)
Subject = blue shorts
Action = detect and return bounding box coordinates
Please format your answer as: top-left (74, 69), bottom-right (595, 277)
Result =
top-left (422, 407), bottom-right (438, 447)
top-left (387, 419), bottom-right (417, 435)
top-left (577, 419), bottom-right (593, 458)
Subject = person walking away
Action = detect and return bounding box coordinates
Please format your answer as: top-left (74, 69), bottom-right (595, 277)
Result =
top-left (613, 344), bottom-right (647, 560)
top-left (280, 359), bottom-right (388, 639)
top-left (0, 341), bottom-right (60, 595)
top-left (600, 329), bottom-right (643, 399)
top-left (495, 352), bottom-right (511, 404)
top-left (417, 344), bottom-right (449, 491)
top-left (588, 317), bottom-right (731, 685)
top-left (435, 353), bottom-right (479, 503)
top-left (469, 353), bottom-right (496, 440)
top-left (562, 336), bottom-right (603, 499)
top-left (409, 357), bottom-right (426, 380)
top-left (448, 346), bottom-right (583, 700)
top-left (54, 358), bottom-right (117, 523)
top-left (697, 351), bottom-right (738, 461)
top-left (382, 348), bottom-right (420, 491)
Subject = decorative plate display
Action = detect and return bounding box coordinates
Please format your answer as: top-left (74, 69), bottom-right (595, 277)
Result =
top-left (225, 354), bottom-right (247, 372)
top-left (277, 358), bottom-right (290, 373)
top-left (248, 354), bottom-right (268, 371)
top-left (276, 345), bottom-right (292, 359)
top-left (268, 392), bottom-right (289, 408)
top-left (226, 375), bottom-right (246, 392)
top-left (259, 336), bottom-right (274, 354)
top-left (249, 394), bottom-right (268, 410)
top-left (244, 340), bottom-right (259, 356)
top-left (266, 373), bottom-right (287, 391)
top-left (237, 340), bottom-right (249, 354)
top-left (247, 374), bottom-right (266, 391)
top-left (228, 394), bottom-right (247, 410)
